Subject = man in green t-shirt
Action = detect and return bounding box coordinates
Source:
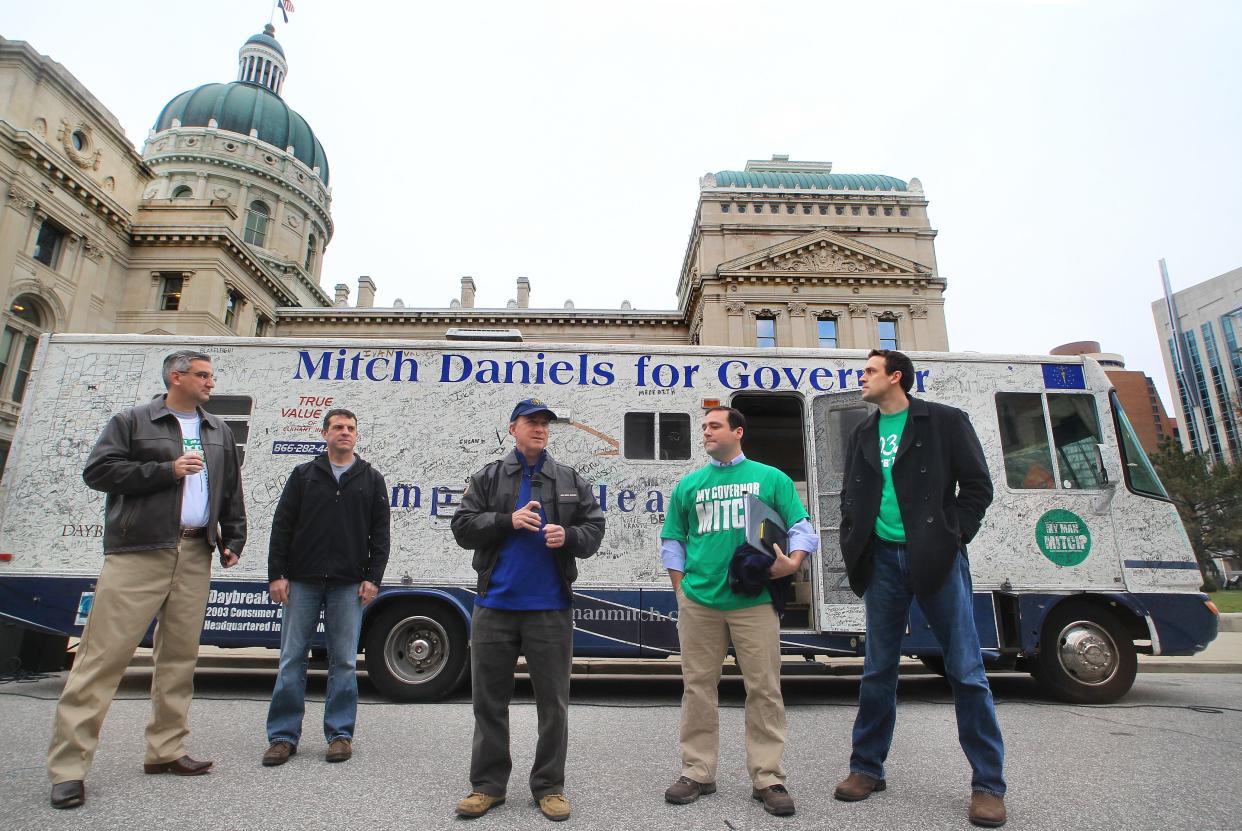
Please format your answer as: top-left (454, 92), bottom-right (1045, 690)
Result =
top-left (659, 406), bottom-right (817, 817)
top-left (834, 349), bottom-right (1004, 828)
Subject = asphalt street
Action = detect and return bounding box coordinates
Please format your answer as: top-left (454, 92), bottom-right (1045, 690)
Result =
top-left (1, 668), bottom-right (1239, 831)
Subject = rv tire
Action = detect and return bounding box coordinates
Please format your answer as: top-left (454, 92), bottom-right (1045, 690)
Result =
top-left (364, 601), bottom-right (469, 702)
top-left (1033, 600), bottom-right (1136, 704)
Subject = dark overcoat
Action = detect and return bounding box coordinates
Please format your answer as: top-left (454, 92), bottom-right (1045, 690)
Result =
top-left (838, 396), bottom-right (993, 597)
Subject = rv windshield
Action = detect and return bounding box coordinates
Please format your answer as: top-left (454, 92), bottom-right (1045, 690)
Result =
top-left (1109, 391), bottom-right (1170, 500)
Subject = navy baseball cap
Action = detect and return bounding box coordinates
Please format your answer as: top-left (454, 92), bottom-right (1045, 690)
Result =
top-left (510, 398), bottom-right (558, 422)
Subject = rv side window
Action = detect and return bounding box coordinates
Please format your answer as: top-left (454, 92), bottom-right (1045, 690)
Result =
top-left (657, 413), bottom-right (692, 459)
top-left (996, 393), bottom-right (1056, 489)
top-left (204, 395), bottom-right (253, 466)
top-left (1048, 394), bottom-right (1104, 489)
top-left (624, 412), bottom-right (691, 460)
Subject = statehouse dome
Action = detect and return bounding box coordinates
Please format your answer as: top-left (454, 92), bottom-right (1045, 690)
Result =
top-left (153, 82), bottom-right (329, 184)
top-left (151, 24), bottom-right (328, 184)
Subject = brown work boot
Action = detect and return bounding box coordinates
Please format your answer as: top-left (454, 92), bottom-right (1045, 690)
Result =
top-left (969, 791), bottom-right (1007, 827)
top-left (752, 784), bottom-right (796, 816)
top-left (261, 741), bottom-right (296, 767)
top-left (834, 772), bottom-right (886, 802)
top-left (456, 791), bottom-right (506, 818)
top-left (664, 775), bottom-right (717, 804)
top-left (537, 793), bottom-right (571, 822)
top-left (325, 738), bottom-right (352, 763)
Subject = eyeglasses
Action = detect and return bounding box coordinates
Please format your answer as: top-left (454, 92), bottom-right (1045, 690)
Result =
top-left (177, 370), bottom-right (215, 381)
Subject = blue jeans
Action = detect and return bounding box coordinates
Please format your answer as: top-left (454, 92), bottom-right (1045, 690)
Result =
top-left (850, 539), bottom-right (1006, 795)
top-left (266, 580), bottom-right (363, 745)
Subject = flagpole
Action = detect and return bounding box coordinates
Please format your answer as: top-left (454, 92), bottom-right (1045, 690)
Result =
top-left (269, 0), bottom-right (276, 26)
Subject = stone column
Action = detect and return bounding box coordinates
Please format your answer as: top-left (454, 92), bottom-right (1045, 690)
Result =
top-left (908, 304), bottom-right (930, 350)
top-left (848, 303), bottom-right (870, 349)
top-left (786, 302), bottom-right (809, 347)
top-left (725, 300), bottom-right (746, 346)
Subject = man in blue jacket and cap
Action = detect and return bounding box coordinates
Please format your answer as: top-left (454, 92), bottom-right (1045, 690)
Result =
top-left (451, 399), bottom-right (605, 822)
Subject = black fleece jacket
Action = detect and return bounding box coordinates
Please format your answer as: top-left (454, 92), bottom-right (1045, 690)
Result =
top-left (268, 454), bottom-right (390, 584)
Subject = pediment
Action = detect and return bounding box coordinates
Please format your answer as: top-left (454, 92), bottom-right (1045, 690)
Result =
top-left (144, 328), bottom-right (174, 335)
top-left (717, 229), bottom-right (931, 277)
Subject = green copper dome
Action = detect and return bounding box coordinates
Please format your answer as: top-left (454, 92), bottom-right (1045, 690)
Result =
top-left (714, 170), bottom-right (906, 191)
top-left (153, 82), bottom-right (329, 184)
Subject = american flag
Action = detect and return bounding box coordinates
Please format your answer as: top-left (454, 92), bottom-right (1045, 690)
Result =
top-left (277, 0), bottom-right (295, 24)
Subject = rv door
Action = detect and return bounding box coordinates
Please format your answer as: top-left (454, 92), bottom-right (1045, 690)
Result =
top-left (809, 390), bottom-right (872, 633)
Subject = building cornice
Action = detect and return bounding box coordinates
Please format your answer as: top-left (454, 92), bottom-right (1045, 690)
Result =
top-left (128, 224), bottom-right (301, 306)
top-left (276, 307), bottom-right (687, 326)
top-left (0, 122), bottom-right (142, 231)
top-left (252, 249), bottom-right (332, 306)
top-left (702, 188), bottom-right (928, 204)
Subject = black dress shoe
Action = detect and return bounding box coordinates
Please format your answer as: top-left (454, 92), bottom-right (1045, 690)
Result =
top-left (143, 755), bottom-right (213, 775)
top-left (50, 780), bottom-right (85, 809)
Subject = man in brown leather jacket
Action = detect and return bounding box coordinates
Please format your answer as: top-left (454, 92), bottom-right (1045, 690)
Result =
top-left (47, 350), bottom-right (246, 810)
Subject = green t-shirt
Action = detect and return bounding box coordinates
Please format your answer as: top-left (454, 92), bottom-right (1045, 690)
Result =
top-left (661, 459), bottom-right (809, 610)
top-left (875, 408), bottom-right (908, 542)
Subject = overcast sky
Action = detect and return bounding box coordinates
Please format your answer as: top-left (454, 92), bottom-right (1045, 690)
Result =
top-left (5, 1), bottom-right (1240, 408)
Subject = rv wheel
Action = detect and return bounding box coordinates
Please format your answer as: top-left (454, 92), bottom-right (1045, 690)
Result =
top-left (1033, 600), bottom-right (1136, 704)
top-left (364, 602), bottom-right (469, 702)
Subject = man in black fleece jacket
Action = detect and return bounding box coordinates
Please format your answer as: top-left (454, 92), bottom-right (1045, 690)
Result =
top-left (261, 408), bottom-right (390, 766)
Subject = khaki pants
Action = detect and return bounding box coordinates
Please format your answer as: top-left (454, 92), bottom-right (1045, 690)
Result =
top-left (676, 589), bottom-right (787, 788)
top-left (47, 536), bottom-right (213, 783)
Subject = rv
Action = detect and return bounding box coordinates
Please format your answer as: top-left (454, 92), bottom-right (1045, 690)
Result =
top-left (0, 334), bottom-right (1219, 704)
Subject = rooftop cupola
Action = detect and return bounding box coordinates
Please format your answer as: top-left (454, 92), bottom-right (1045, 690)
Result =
top-left (237, 23), bottom-right (288, 96)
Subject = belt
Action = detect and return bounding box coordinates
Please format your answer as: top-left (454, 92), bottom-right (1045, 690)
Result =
top-left (180, 527), bottom-right (207, 538)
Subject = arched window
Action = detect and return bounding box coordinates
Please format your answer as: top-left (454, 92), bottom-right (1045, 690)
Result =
top-left (244, 201), bottom-right (270, 247)
top-left (1, 294), bottom-right (52, 404)
top-left (305, 233), bottom-right (316, 271)
top-left (171, 185), bottom-right (193, 199)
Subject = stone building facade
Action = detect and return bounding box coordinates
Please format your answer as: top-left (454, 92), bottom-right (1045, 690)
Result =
top-left (0, 26), bottom-right (951, 469)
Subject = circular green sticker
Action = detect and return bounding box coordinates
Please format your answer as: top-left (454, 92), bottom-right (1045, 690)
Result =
top-left (1036, 509), bottom-right (1091, 567)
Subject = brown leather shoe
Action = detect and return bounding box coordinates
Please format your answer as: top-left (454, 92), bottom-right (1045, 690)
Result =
top-left (143, 755), bottom-right (212, 775)
top-left (537, 793), bottom-right (571, 822)
top-left (834, 772), bottom-right (886, 802)
top-left (261, 741), bottom-right (296, 767)
top-left (456, 791), bottom-right (505, 817)
top-left (325, 738), bottom-right (352, 763)
top-left (50, 780), bottom-right (84, 809)
top-left (752, 784), bottom-right (796, 816)
top-left (969, 791), bottom-right (1007, 827)
top-left (664, 775), bottom-right (717, 804)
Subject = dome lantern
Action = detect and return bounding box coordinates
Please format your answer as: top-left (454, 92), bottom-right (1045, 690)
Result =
top-left (238, 23), bottom-right (288, 96)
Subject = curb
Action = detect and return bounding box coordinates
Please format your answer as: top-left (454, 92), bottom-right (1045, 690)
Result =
top-left (1218, 612), bottom-right (1242, 633)
top-left (126, 654), bottom-right (1242, 676)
